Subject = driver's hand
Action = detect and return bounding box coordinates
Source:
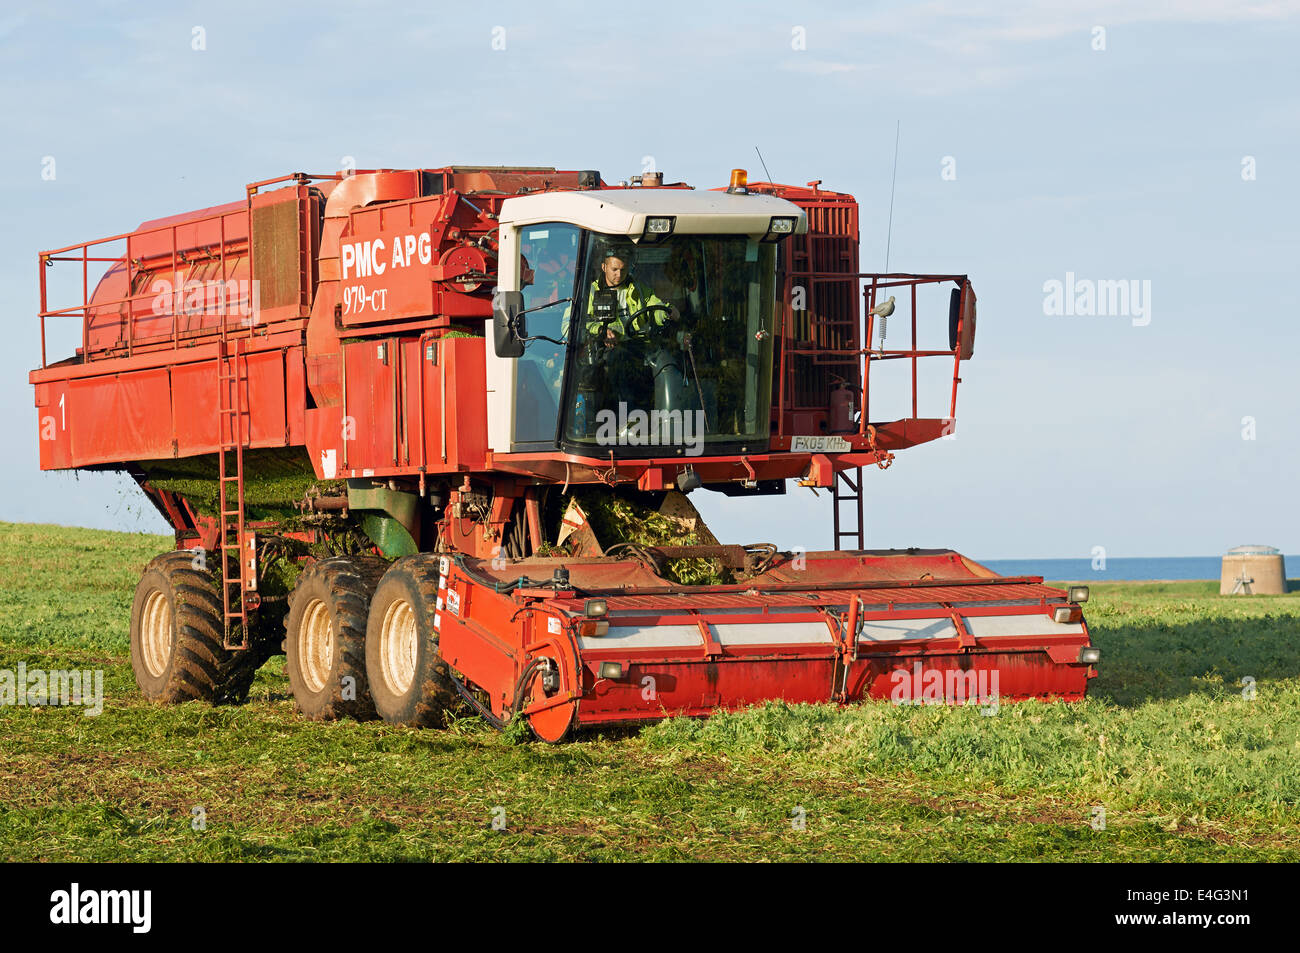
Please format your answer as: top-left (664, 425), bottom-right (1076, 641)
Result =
top-left (604, 327), bottom-right (617, 348)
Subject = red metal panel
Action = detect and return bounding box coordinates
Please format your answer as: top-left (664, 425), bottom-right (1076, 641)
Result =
top-left (67, 369), bottom-right (173, 464)
top-left (437, 589), bottom-right (521, 717)
top-left (167, 349), bottom-right (287, 456)
top-left (243, 348), bottom-right (287, 447)
top-left (285, 345), bottom-right (307, 446)
top-left (397, 337), bottom-right (425, 468)
top-left (580, 658), bottom-right (837, 721)
top-left (338, 220), bottom-right (439, 323)
top-left (336, 191), bottom-right (494, 329)
top-left (420, 341), bottom-right (445, 469)
top-left (444, 337), bottom-right (487, 470)
top-left (33, 380), bottom-right (72, 470)
top-left (171, 361), bottom-right (217, 455)
top-left (573, 651), bottom-right (1089, 726)
top-left (342, 339), bottom-right (396, 472)
top-left (849, 651), bottom-right (1089, 704)
top-left (33, 332), bottom-right (306, 470)
top-left (304, 405), bottom-right (344, 479)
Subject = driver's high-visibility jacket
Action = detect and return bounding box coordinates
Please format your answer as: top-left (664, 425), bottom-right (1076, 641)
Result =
top-left (580, 278), bottom-right (671, 341)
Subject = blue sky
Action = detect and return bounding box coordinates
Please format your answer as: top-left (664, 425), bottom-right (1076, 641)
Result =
top-left (1, 1), bottom-right (1296, 558)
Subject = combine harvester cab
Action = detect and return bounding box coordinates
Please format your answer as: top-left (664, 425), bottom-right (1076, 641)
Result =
top-left (30, 166), bottom-right (1097, 740)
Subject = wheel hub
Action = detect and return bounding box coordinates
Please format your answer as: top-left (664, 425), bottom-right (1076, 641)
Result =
top-left (140, 589), bottom-right (172, 677)
top-left (379, 598), bottom-right (418, 695)
top-left (299, 599), bottom-right (335, 694)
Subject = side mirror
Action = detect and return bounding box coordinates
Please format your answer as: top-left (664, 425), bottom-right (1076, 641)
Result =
top-left (948, 284), bottom-right (977, 360)
top-left (493, 290), bottom-right (526, 358)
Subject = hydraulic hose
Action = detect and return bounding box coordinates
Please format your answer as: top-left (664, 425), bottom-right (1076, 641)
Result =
top-left (450, 675), bottom-right (506, 730)
top-left (452, 552), bottom-right (554, 594)
top-left (449, 657), bottom-right (548, 734)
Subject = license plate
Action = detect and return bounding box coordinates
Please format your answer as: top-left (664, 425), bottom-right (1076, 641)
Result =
top-left (790, 435), bottom-right (851, 452)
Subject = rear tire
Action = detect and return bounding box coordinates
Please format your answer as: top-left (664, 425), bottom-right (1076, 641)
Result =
top-left (365, 555), bottom-right (460, 727)
top-left (129, 550), bottom-right (269, 705)
top-left (284, 556), bottom-right (388, 720)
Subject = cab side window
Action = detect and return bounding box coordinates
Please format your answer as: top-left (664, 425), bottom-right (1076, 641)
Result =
top-left (513, 224), bottom-right (580, 446)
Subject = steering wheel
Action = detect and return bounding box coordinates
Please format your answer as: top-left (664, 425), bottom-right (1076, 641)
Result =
top-left (624, 304), bottom-right (675, 341)
top-left (590, 303), bottom-right (674, 351)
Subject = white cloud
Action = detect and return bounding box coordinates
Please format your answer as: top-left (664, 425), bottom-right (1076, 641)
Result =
top-left (800, 0), bottom-right (1300, 93)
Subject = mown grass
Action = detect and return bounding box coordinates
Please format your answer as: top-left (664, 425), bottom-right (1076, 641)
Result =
top-left (1, 521), bottom-right (1298, 861)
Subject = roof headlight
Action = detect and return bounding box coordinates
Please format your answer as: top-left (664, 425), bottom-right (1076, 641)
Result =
top-left (642, 216), bottom-right (675, 242)
top-left (762, 216), bottom-right (799, 242)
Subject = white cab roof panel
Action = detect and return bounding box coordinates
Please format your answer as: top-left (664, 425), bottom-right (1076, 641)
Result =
top-left (498, 188), bottom-right (807, 238)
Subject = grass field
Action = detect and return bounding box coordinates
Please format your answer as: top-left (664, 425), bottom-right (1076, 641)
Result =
top-left (2, 520), bottom-right (1298, 861)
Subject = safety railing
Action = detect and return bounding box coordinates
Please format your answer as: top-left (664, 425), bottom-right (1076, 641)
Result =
top-left (776, 272), bottom-right (971, 439)
top-left (860, 273), bottom-right (969, 432)
top-left (37, 206), bottom-right (250, 368)
top-left (36, 171), bottom-right (343, 368)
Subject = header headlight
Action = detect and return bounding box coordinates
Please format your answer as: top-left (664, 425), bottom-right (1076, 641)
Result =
top-left (1068, 585), bottom-right (1090, 604)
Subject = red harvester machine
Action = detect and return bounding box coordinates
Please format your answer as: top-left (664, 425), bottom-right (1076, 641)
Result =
top-left (31, 165), bottom-right (1097, 740)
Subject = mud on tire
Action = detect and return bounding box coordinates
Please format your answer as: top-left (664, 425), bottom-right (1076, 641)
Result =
top-left (365, 554), bottom-right (461, 727)
top-left (284, 555), bottom-right (389, 721)
top-left (130, 549), bottom-right (271, 705)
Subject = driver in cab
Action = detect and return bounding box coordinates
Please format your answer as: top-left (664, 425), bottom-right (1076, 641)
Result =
top-left (585, 244), bottom-right (679, 347)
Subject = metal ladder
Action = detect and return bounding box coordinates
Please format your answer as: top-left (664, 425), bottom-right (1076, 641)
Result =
top-left (217, 337), bottom-right (256, 649)
top-left (780, 226), bottom-right (865, 553)
top-left (832, 467), bottom-right (864, 551)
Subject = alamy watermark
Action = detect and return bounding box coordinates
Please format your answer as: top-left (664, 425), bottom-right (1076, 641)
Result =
top-left (150, 278), bottom-right (261, 326)
top-left (890, 662), bottom-right (1000, 715)
top-left (50, 883), bottom-right (150, 933)
top-left (594, 401), bottom-right (706, 457)
top-left (1, 663), bottom-right (104, 716)
top-left (1043, 272), bottom-right (1150, 327)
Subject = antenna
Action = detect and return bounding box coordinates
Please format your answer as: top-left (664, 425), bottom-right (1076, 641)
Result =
top-left (754, 146), bottom-right (773, 184)
top-left (884, 120), bottom-right (900, 273)
top-left (877, 120), bottom-right (902, 353)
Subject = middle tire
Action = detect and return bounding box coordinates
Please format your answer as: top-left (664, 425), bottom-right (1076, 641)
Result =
top-left (284, 555), bottom-right (389, 721)
top-left (365, 555), bottom-right (460, 727)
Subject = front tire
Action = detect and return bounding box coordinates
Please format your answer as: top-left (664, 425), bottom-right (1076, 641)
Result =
top-left (365, 555), bottom-right (459, 727)
top-left (284, 556), bottom-right (388, 720)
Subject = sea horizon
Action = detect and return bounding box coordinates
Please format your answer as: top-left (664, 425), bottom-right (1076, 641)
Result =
top-left (978, 554), bottom-right (1297, 582)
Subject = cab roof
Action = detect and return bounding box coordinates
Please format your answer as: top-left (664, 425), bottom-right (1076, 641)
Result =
top-left (498, 188), bottom-right (808, 239)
